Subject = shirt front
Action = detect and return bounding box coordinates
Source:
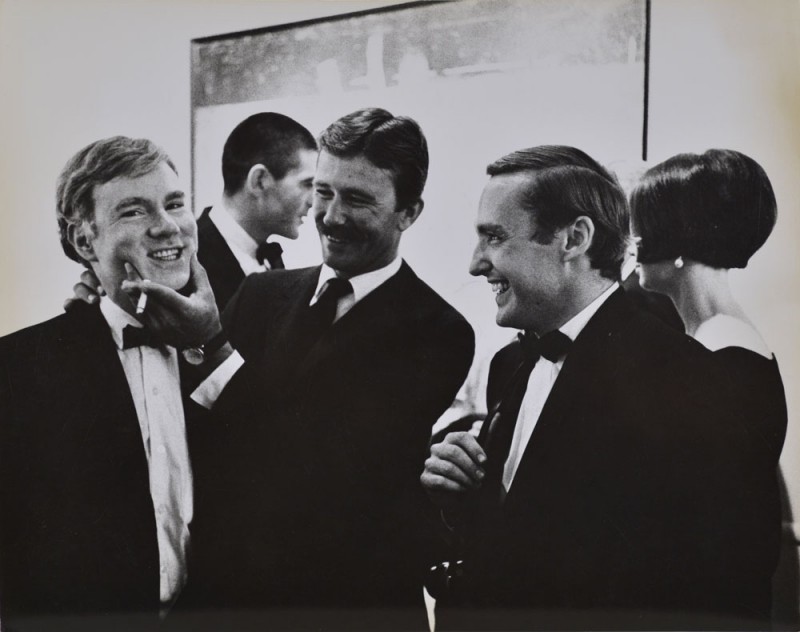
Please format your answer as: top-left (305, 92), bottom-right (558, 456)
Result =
top-left (209, 200), bottom-right (273, 275)
top-left (191, 258), bottom-right (403, 409)
top-left (99, 298), bottom-right (193, 605)
top-left (503, 283), bottom-right (619, 491)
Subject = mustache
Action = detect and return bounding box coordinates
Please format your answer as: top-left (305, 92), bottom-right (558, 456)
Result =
top-left (316, 219), bottom-right (365, 243)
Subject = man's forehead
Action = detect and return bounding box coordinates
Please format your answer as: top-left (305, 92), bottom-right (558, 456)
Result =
top-left (314, 151), bottom-right (392, 188)
top-left (93, 162), bottom-right (183, 203)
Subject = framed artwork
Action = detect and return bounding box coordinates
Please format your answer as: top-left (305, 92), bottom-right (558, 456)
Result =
top-left (190, 0), bottom-right (649, 322)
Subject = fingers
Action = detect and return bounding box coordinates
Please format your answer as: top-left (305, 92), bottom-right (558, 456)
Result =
top-left (421, 431), bottom-right (487, 495)
top-left (443, 431), bottom-right (487, 467)
top-left (121, 278), bottom-right (186, 312)
top-left (73, 281), bottom-right (100, 304)
top-left (189, 253), bottom-right (210, 286)
top-left (124, 262), bottom-right (143, 283)
top-left (420, 470), bottom-right (473, 494)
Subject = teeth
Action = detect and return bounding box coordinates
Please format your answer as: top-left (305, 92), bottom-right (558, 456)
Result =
top-left (491, 281), bottom-right (509, 295)
top-left (151, 248), bottom-right (180, 261)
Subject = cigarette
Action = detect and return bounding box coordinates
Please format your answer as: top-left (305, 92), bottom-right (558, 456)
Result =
top-left (135, 292), bottom-right (148, 315)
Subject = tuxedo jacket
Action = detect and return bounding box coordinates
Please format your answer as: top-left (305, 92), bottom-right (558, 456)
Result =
top-left (0, 302), bottom-right (205, 627)
top-left (440, 289), bottom-right (773, 630)
top-left (188, 263), bottom-right (474, 618)
top-left (196, 206), bottom-right (245, 311)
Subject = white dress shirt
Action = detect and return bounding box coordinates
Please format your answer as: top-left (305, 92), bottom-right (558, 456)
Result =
top-left (191, 257), bottom-right (403, 409)
top-left (208, 200), bottom-right (273, 274)
top-left (502, 283), bottom-right (619, 491)
top-left (99, 298), bottom-right (193, 604)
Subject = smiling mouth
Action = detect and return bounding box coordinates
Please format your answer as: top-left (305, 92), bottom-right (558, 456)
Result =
top-left (149, 247), bottom-right (182, 262)
top-left (490, 280), bottom-right (510, 295)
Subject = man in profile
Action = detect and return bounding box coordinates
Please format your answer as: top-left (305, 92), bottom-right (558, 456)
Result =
top-left (0, 136), bottom-right (211, 628)
top-left (197, 112), bottom-right (317, 309)
top-left (122, 108), bottom-right (475, 627)
top-left (422, 146), bottom-right (751, 629)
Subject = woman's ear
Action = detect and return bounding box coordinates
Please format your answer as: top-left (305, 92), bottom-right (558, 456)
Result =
top-left (67, 222), bottom-right (98, 263)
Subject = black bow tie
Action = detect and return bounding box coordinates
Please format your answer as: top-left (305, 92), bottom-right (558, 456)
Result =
top-left (121, 325), bottom-right (160, 349)
top-left (517, 330), bottom-right (572, 363)
top-left (256, 242), bottom-right (285, 269)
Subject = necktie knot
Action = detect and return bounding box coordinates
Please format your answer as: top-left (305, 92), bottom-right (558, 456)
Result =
top-left (518, 330), bottom-right (572, 363)
top-left (316, 277), bottom-right (353, 305)
top-left (122, 325), bottom-right (160, 349)
top-left (256, 241), bottom-right (285, 269)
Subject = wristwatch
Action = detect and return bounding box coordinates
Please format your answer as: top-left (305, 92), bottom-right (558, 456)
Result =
top-left (181, 330), bottom-right (228, 366)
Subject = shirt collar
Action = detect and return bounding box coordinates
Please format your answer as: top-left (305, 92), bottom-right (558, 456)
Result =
top-left (311, 256), bottom-right (402, 306)
top-left (210, 198), bottom-right (261, 263)
top-left (99, 296), bottom-right (146, 350)
top-left (558, 282), bottom-right (619, 342)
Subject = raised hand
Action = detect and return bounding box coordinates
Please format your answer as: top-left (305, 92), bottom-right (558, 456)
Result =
top-left (120, 255), bottom-right (222, 349)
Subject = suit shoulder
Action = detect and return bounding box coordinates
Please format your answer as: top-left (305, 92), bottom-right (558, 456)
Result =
top-left (398, 264), bottom-right (471, 327)
top-left (237, 266), bottom-right (318, 298)
top-left (0, 311), bottom-right (74, 356)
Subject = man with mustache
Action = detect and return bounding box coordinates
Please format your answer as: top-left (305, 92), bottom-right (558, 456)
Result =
top-left (0, 137), bottom-right (211, 628)
top-left (120, 108), bottom-right (475, 626)
top-left (196, 112), bottom-right (317, 310)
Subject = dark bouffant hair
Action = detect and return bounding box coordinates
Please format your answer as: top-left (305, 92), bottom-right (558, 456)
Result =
top-left (630, 149), bottom-right (777, 268)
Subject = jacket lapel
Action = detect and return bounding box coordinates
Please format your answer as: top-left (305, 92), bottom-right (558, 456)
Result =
top-left (503, 289), bottom-right (632, 509)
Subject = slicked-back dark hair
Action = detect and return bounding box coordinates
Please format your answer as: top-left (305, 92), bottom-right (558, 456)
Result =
top-left (487, 145), bottom-right (629, 280)
top-left (56, 136), bottom-right (176, 265)
top-left (222, 112), bottom-right (317, 195)
top-left (630, 149), bottom-right (777, 268)
top-left (318, 107), bottom-right (428, 210)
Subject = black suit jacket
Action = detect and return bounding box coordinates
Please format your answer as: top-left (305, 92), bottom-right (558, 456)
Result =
top-left (188, 263), bottom-right (474, 621)
top-left (196, 206), bottom-right (245, 311)
top-left (440, 289), bottom-right (772, 630)
top-left (0, 302), bottom-right (205, 628)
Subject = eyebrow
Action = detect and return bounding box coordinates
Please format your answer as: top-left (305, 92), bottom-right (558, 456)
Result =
top-left (314, 181), bottom-right (377, 202)
top-left (114, 196), bottom-right (150, 210)
top-left (476, 222), bottom-right (506, 235)
top-left (114, 190), bottom-right (185, 211)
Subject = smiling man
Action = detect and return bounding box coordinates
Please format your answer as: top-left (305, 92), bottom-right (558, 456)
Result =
top-left (421, 146), bottom-right (748, 630)
top-left (122, 108), bottom-right (474, 627)
top-left (0, 136), bottom-right (208, 628)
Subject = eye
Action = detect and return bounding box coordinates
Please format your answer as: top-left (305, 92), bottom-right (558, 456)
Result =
top-left (343, 194), bottom-right (371, 208)
top-left (314, 188), bottom-right (333, 200)
top-left (120, 207), bottom-right (145, 218)
top-left (485, 232), bottom-right (503, 245)
top-left (166, 201), bottom-right (186, 212)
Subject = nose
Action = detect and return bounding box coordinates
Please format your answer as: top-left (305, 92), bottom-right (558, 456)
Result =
top-left (302, 188), bottom-right (313, 210)
top-left (469, 241), bottom-right (490, 277)
top-left (149, 209), bottom-right (180, 238)
top-left (320, 196), bottom-right (346, 226)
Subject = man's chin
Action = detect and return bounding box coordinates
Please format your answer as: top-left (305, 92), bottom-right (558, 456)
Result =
top-left (148, 272), bottom-right (191, 294)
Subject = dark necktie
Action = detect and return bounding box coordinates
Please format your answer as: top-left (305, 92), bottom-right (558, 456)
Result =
top-left (121, 325), bottom-right (160, 350)
top-left (256, 242), bottom-right (285, 270)
top-left (481, 329), bottom-right (572, 502)
top-left (309, 277), bottom-right (353, 332)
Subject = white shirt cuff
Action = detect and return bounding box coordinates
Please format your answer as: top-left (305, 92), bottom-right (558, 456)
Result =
top-left (190, 350), bottom-right (245, 409)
